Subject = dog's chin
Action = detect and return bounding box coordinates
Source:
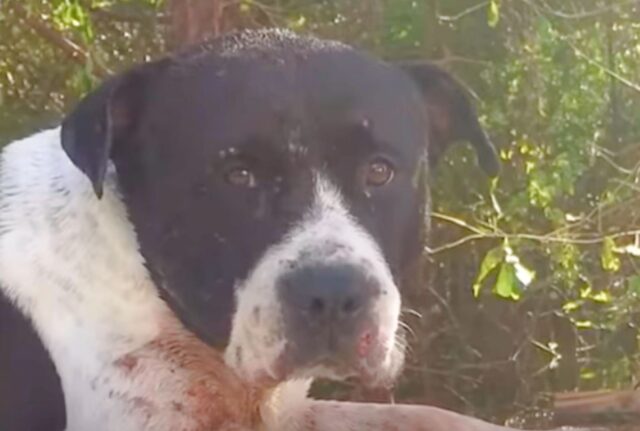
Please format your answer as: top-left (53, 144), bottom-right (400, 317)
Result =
top-left (249, 337), bottom-right (405, 390)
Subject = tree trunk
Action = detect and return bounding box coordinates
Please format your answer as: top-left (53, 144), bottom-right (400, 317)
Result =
top-left (166, 0), bottom-right (227, 50)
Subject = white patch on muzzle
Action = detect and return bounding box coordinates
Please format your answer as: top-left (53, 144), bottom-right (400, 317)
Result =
top-left (225, 174), bottom-right (404, 386)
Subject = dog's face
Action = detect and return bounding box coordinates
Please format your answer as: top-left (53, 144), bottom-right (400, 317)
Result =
top-left (60, 30), bottom-right (497, 387)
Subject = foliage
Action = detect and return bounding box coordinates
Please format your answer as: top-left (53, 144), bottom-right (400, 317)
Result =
top-left (1, 0), bottom-right (639, 424)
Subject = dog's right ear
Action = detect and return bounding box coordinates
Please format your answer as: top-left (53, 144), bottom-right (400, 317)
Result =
top-left (399, 62), bottom-right (500, 177)
top-left (61, 62), bottom-right (165, 198)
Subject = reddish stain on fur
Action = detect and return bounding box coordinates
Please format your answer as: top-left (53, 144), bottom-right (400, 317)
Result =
top-left (105, 314), bottom-right (267, 431)
top-left (357, 330), bottom-right (374, 358)
top-left (114, 354), bottom-right (139, 374)
top-left (131, 396), bottom-right (156, 421)
top-left (146, 321), bottom-right (265, 430)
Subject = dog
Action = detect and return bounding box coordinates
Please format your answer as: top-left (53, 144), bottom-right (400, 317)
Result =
top-left (0, 29), bottom-right (503, 430)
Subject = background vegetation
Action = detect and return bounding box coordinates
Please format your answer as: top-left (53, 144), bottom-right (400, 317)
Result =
top-left (1, 0), bottom-right (639, 427)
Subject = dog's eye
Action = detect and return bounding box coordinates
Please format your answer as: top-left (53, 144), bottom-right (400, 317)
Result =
top-left (365, 158), bottom-right (395, 187)
top-left (224, 165), bottom-right (257, 188)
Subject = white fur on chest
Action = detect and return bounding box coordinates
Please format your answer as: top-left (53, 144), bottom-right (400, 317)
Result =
top-left (0, 129), bottom-right (201, 430)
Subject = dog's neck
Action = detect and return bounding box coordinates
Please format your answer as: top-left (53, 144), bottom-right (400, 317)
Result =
top-left (0, 128), bottom-right (163, 353)
top-left (0, 128), bottom-right (160, 344)
top-left (0, 129), bottom-right (298, 430)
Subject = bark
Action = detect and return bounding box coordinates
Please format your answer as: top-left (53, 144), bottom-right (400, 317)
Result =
top-left (166, 0), bottom-right (228, 50)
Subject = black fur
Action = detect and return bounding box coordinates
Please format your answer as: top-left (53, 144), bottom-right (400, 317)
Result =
top-left (2, 29), bottom-right (498, 428)
top-left (0, 292), bottom-right (66, 430)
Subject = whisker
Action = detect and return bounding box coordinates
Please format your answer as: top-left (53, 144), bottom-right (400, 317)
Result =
top-left (398, 320), bottom-right (416, 340)
top-left (400, 307), bottom-right (422, 319)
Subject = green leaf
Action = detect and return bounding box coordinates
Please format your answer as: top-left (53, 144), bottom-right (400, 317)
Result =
top-left (494, 262), bottom-right (520, 300)
top-left (289, 15), bottom-right (307, 29)
top-left (580, 369), bottom-right (597, 380)
top-left (562, 300), bottom-right (581, 313)
top-left (628, 275), bottom-right (640, 295)
top-left (601, 237), bottom-right (621, 272)
top-left (488, 0), bottom-right (501, 28)
top-left (590, 290), bottom-right (611, 304)
top-left (472, 246), bottom-right (504, 297)
top-left (580, 285), bottom-right (593, 299)
top-left (573, 320), bottom-right (593, 329)
top-left (71, 67), bottom-right (95, 95)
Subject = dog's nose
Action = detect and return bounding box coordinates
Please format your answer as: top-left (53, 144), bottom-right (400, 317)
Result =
top-left (278, 264), bottom-right (376, 329)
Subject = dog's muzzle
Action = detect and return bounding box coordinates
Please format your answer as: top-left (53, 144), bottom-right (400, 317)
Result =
top-left (225, 177), bottom-right (404, 387)
top-left (278, 261), bottom-right (382, 370)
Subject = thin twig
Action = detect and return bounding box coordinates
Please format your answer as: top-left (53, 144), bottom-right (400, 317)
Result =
top-left (426, 233), bottom-right (491, 254)
top-left (571, 45), bottom-right (640, 94)
top-left (520, 0), bottom-right (640, 94)
top-left (438, 1), bottom-right (490, 22)
top-left (90, 6), bottom-right (168, 23)
top-left (429, 212), bottom-right (640, 254)
top-left (536, 0), bottom-right (638, 20)
top-left (11, 2), bottom-right (111, 78)
top-left (431, 212), bottom-right (492, 235)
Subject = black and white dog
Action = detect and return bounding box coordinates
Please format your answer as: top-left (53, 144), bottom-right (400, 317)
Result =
top-left (0, 29), bottom-right (499, 430)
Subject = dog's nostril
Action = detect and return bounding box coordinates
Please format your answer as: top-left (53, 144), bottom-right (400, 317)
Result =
top-left (279, 264), bottom-right (374, 324)
top-left (309, 297), bottom-right (326, 315)
top-left (342, 297), bottom-right (358, 315)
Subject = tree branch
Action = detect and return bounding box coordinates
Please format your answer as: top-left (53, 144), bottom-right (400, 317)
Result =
top-left (11, 2), bottom-right (111, 79)
top-left (90, 6), bottom-right (168, 24)
top-left (571, 43), bottom-right (640, 94)
top-left (428, 211), bottom-right (640, 255)
top-left (535, 0), bottom-right (638, 20)
top-left (520, 1), bottom-right (640, 94)
top-left (437, 1), bottom-right (490, 23)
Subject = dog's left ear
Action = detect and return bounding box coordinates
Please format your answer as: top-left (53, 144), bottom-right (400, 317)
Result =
top-left (61, 62), bottom-right (164, 198)
top-left (400, 62), bottom-right (500, 177)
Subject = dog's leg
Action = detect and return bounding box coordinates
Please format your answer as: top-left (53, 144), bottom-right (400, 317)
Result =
top-left (275, 400), bottom-right (515, 431)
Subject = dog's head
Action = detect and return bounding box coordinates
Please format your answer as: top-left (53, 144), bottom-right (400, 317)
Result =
top-left (60, 30), bottom-right (498, 388)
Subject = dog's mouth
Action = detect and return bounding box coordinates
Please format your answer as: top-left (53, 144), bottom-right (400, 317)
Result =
top-left (225, 275), bottom-right (405, 389)
top-left (246, 322), bottom-right (404, 390)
